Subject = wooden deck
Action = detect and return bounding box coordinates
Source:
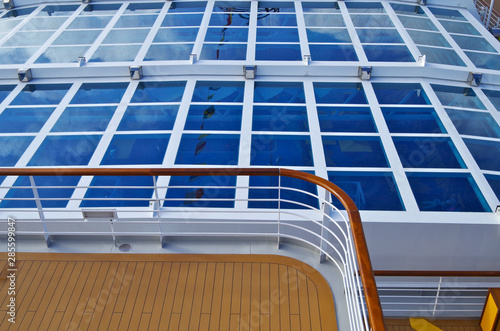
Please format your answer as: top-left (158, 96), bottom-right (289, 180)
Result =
top-left (0, 253), bottom-right (337, 331)
top-left (385, 318), bottom-right (481, 331)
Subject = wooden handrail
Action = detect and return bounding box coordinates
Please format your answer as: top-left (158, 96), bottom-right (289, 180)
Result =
top-left (0, 167), bottom-right (386, 331)
top-left (373, 270), bottom-right (500, 277)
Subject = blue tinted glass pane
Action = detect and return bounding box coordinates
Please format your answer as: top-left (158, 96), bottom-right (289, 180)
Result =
top-left (131, 81), bottom-right (186, 103)
top-left (175, 134), bottom-right (240, 165)
top-left (210, 13), bottom-right (250, 26)
top-left (382, 107), bottom-right (446, 133)
top-left (373, 83), bottom-right (430, 105)
top-left (313, 82), bottom-right (367, 104)
top-left (463, 138), bottom-right (500, 171)
top-left (440, 20), bottom-right (480, 36)
top-left (417, 46), bottom-right (466, 66)
top-left (35, 46), bottom-right (89, 64)
top-left (252, 106), bottom-right (308, 131)
top-left (168, 1), bottom-right (207, 12)
top-left (0, 47), bottom-right (38, 65)
top-left (52, 30), bottom-right (102, 45)
top-left (82, 4), bottom-right (121, 13)
top-left (248, 174), bottom-right (318, 209)
top-left (398, 16), bottom-right (438, 31)
top-left (101, 134), bottom-right (170, 165)
top-left (258, 1), bottom-right (295, 12)
top-left (310, 44), bottom-right (358, 61)
top-left (205, 27), bottom-right (248, 42)
top-left (250, 135), bottom-right (313, 166)
top-left (67, 16), bottom-right (112, 29)
top-left (257, 28), bottom-right (298, 42)
top-left (192, 81), bottom-right (244, 102)
top-left (364, 45), bottom-right (414, 62)
top-left (304, 14), bottom-right (344, 27)
top-left (11, 84), bottom-right (71, 105)
top-left (71, 83), bottom-right (128, 104)
top-left (184, 105), bottom-right (242, 130)
top-left (4, 7), bottom-right (36, 17)
top-left (144, 44), bottom-right (193, 60)
top-left (322, 136), bottom-right (388, 167)
top-left (407, 30), bottom-right (450, 47)
top-left (254, 82), bottom-right (305, 103)
top-left (162, 14), bottom-right (203, 26)
top-left (126, 2), bottom-right (164, 13)
top-left (483, 89), bottom-right (500, 111)
top-left (200, 43), bottom-right (247, 60)
top-left (391, 4), bottom-right (426, 16)
top-left (0, 107), bottom-right (54, 133)
top-left (451, 35), bottom-right (497, 52)
top-left (393, 137), bottom-right (465, 168)
top-left (28, 135), bottom-right (101, 166)
top-left (214, 2), bottom-right (251, 12)
top-left (346, 2), bottom-right (385, 13)
top-left (89, 45), bottom-right (140, 62)
top-left (164, 175), bottom-right (236, 208)
top-left (255, 43), bottom-right (301, 60)
top-left (154, 28), bottom-right (199, 42)
top-left (81, 176), bottom-right (153, 207)
top-left (257, 14), bottom-right (297, 26)
top-left (351, 15), bottom-right (394, 27)
top-left (318, 107), bottom-right (376, 132)
top-left (306, 28), bottom-right (351, 43)
top-left (302, 2), bottom-right (340, 13)
top-left (0, 136), bottom-right (34, 166)
top-left (465, 52), bottom-right (500, 71)
top-left (485, 174), bottom-right (500, 200)
top-left (328, 172), bottom-right (404, 211)
top-left (114, 15), bottom-right (158, 28)
top-left (0, 85), bottom-right (15, 103)
top-left (51, 106), bottom-right (115, 132)
top-left (118, 105), bottom-right (178, 131)
top-left (429, 7), bottom-right (466, 21)
top-left (3, 31), bottom-right (54, 46)
top-left (357, 29), bottom-right (403, 43)
top-left (103, 29), bottom-right (149, 43)
top-left (21, 17), bottom-right (68, 30)
top-left (0, 176), bottom-right (81, 209)
top-left (446, 109), bottom-right (500, 138)
top-left (407, 173), bottom-right (490, 212)
top-left (432, 85), bottom-right (486, 110)
top-left (0, 20), bottom-right (23, 34)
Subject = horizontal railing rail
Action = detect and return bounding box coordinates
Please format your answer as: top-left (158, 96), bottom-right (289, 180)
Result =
top-left (0, 167), bottom-right (385, 331)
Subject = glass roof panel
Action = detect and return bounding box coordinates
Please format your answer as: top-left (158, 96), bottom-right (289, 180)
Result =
top-left (28, 135), bottom-right (101, 166)
top-left (251, 135), bottom-right (313, 166)
top-left (432, 85), bottom-right (486, 110)
top-left (0, 107), bottom-right (55, 133)
top-left (393, 137), bottom-right (465, 168)
top-left (446, 109), bottom-right (500, 138)
top-left (322, 136), bottom-right (388, 167)
top-left (101, 134), bottom-right (170, 165)
top-left (0, 136), bottom-right (34, 166)
top-left (118, 105), bottom-right (179, 131)
top-left (314, 82), bottom-right (367, 104)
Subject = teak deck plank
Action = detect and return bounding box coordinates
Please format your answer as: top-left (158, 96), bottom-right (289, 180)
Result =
top-left (0, 253), bottom-right (338, 331)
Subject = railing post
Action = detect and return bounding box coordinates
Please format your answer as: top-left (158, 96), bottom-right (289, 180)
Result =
top-left (152, 176), bottom-right (163, 247)
top-left (433, 276), bottom-right (443, 317)
top-left (319, 189), bottom-right (329, 263)
top-left (277, 174), bottom-right (281, 249)
top-left (29, 176), bottom-right (50, 247)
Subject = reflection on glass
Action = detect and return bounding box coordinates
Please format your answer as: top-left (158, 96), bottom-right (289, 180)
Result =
top-left (118, 105), bottom-right (179, 131)
top-left (451, 35), bottom-right (497, 52)
top-left (81, 176), bottom-right (154, 207)
top-left (351, 15), bottom-right (394, 28)
top-left (126, 2), bottom-right (164, 13)
top-left (101, 134), bottom-right (170, 165)
top-left (407, 172), bottom-right (490, 212)
top-left (103, 29), bottom-right (149, 43)
top-left (52, 30), bottom-right (102, 45)
top-left (310, 44), bottom-right (358, 61)
top-left (214, 2), bottom-right (251, 12)
top-left (250, 135), bottom-right (313, 166)
top-left (131, 81), bottom-right (186, 103)
top-left (346, 2), bottom-right (385, 13)
top-left (175, 134), bottom-right (240, 165)
top-left (257, 14), bottom-right (297, 26)
top-left (254, 82), bottom-right (305, 103)
top-left (313, 82), bottom-right (367, 104)
top-left (0, 47), bottom-right (38, 64)
top-left (463, 138), bottom-right (500, 171)
top-left (465, 52), bottom-right (500, 71)
top-left (253, 106), bottom-right (308, 131)
top-left (168, 1), bottom-right (207, 12)
top-left (256, 44), bottom-right (301, 61)
top-left (90, 45), bottom-right (141, 62)
top-left (164, 175), bottom-right (236, 208)
top-left (51, 106), bottom-right (115, 132)
top-left (373, 83), bottom-right (430, 105)
top-left (407, 30), bottom-right (450, 47)
top-left (439, 20), bottom-right (480, 36)
top-left (144, 44), bottom-right (194, 60)
top-left (429, 7), bottom-right (466, 21)
top-left (257, 28), bottom-right (299, 42)
top-left (114, 15), bottom-right (158, 28)
top-left (248, 174), bottom-right (318, 209)
top-left (210, 13), bottom-right (250, 26)
top-left (393, 137), bottom-right (465, 168)
top-left (382, 107), bottom-right (446, 133)
top-left (446, 109), bottom-right (500, 138)
top-left (162, 14), bottom-right (204, 26)
top-left (485, 174), bottom-right (500, 200)
top-left (200, 43), bottom-right (247, 60)
top-left (398, 16), bottom-right (438, 31)
top-left (3, 31), bottom-right (54, 46)
top-left (28, 135), bottom-right (101, 166)
top-left (82, 3), bottom-right (121, 14)
top-left (11, 84), bottom-right (71, 105)
top-left (357, 29), bottom-right (402, 43)
top-left (328, 172), bottom-right (404, 210)
top-left (304, 14), bottom-right (344, 27)
top-left (0, 107), bottom-right (55, 133)
top-left (21, 17), bottom-right (68, 30)
top-left (71, 83), bottom-right (129, 104)
top-left (38, 5), bottom-right (79, 16)
top-left (364, 45), bottom-right (414, 62)
top-left (258, 2), bottom-right (295, 12)
top-left (192, 81), bottom-right (244, 102)
top-left (67, 16), bottom-right (112, 29)
top-left (432, 84), bottom-right (486, 110)
top-left (205, 27), bottom-right (248, 42)
top-left (0, 85), bottom-right (15, 103)
top-left (483, 89), bottom-right (500, 110)
top-left (391, 3), bottom-right (426, 16)
top-left (417, 46), bottom-right (466, 66)
top-left (0, 176), bottom-right (81, 209)
top-left (185, 105), bottom-right (242, 131)
top-left (318, 107), bottom-right (376, 132)
top-left (322, 136), bottom-right (388, 167)
top-left (35, 46), bottom-right (89, 63)
top-left (302, 2), bottom-right (340, 13)
top-left (154, 28), bottom-right (199, 42)
top-left (0, 136), bottom-right (34, 166)
top-left (306, 28), bottom-right (351, 43)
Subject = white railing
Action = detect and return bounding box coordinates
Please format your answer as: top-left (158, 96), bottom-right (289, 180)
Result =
top-left (0, 168), bottom-right (385, 331)
top-left (474, 0), bottom-right (500, 29)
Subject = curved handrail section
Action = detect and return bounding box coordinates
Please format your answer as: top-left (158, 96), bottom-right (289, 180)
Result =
top-left (0, 167), bottom-right (385, 331)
